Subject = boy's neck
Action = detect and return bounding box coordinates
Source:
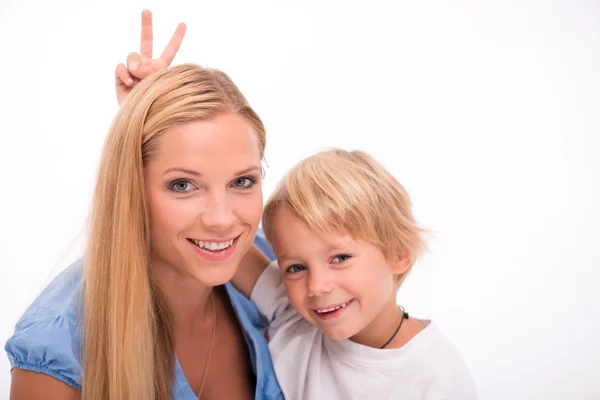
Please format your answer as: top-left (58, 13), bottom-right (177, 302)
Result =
top-left (348, 298), bottom-right (423, 349)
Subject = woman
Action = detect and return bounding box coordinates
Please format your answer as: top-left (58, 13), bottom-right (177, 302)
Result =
top-left (6, 12), bottom-right (282, 400)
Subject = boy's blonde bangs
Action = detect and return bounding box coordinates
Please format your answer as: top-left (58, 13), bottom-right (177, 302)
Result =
top-left (263, 149), bottom-right (425, 264)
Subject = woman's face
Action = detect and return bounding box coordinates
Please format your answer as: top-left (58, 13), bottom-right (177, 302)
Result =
top-left (144, 112), bottom-right (263, 288)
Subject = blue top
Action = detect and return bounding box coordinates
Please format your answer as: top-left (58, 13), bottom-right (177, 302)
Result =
top-left (5, 232), bottom-right (283, 400)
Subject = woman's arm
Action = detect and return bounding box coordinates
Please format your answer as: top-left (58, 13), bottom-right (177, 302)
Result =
top-left (11, 369), bottom-right (79, 400)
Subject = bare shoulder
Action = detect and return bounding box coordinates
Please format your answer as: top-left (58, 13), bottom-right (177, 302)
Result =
top-left (10, 368), bottom-right (79, 400)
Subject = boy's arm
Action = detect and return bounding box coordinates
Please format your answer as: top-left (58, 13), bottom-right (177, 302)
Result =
top-left (232, 244), bottom-right (272, 298)
top-left (234, 232), bottom-right (296, 328)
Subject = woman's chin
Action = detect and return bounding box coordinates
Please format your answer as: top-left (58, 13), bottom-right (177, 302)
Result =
top-left (190, 265), bottom-right (238, 287)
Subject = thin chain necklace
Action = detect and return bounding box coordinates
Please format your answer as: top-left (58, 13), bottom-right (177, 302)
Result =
top-left (197, 290), bottom-right (217, 399)
top-left (379, 306), bottom-right (409, 349)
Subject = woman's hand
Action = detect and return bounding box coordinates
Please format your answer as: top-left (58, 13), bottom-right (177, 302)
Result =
top-left (115, 10), bottom-right (187, 105)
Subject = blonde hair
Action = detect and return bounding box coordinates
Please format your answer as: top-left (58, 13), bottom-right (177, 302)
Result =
top-left (82, 64), bottom-right (265, 400)
top-left (262, 149), bottom-right (425, 280)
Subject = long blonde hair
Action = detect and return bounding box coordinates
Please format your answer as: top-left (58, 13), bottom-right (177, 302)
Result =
top-left (83, 64), bottom-right (266, 400)
top-left (262, 149), bottom-right (425, 282)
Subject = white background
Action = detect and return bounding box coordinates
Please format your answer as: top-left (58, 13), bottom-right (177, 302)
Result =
top-left (1, 1), bottom-right (599, 399)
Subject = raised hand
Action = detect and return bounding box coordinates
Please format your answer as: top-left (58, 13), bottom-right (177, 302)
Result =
top-left (115, 10), bottom-right (187, 105)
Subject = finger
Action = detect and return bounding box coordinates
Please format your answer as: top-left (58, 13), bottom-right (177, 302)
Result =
top-left (115, 63), bottom-right (135, 87)
top-left (126, 52), bottom-right (144, 77)
top-left (127, 60), bottom-right (154, 81)
top-left (115, 64), bottom-right (133, 105)
top-left (130, 63), bottom-right (154, 80)
top-left (140, 10), bottom-right (153, 62)
top-left (159, 22), bottom-right (186, 66)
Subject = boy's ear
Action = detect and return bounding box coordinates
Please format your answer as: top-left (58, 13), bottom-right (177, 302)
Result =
top-left (390, 245), bottom-right (412, 275)
top-left (391, 255), bottom-right (412, 276)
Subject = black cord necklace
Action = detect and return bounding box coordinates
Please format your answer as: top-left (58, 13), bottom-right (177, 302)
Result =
top-left (379, 306), bottom-right (409, 349)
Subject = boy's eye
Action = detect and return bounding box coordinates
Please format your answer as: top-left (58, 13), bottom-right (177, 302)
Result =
top-left (170, 180), bottom-right (194, 192)
top-left (332, 254), bottom-right (351, 263)
top-left (232, 176), bottom-right (257, 189)
top-left (286, 264), bottom-right (306, 274)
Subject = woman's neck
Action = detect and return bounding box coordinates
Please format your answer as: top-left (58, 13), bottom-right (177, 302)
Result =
top-left (151, 260), bottom-right (214, 336)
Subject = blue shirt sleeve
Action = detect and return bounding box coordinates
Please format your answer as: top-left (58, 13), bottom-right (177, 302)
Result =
top-left (5, 307), bottom-right (82, 390)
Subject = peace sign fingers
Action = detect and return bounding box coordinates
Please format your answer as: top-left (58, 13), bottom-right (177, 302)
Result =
top-left (114, 10), bottom-right (187, 105)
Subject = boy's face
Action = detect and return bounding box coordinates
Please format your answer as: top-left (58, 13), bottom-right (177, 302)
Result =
top-left (270, 209), bottom-right (410, 344)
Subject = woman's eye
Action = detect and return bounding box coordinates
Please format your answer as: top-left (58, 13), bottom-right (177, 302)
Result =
top-left (286, 264), bottom-right (306, 274)
top-left (332, 254), bottom-right (351, 263)
top-left (232, 176), bottom-right (257, 189)
top-left (170, 180), bottom-right (194, 193)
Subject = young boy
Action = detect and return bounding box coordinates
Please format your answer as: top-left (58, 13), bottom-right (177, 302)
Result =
top-left (234, 149), bottom-right (477, 399)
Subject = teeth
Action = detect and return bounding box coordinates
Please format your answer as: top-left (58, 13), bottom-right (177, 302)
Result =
top-left (316, 301), bottom-right (351, 314)
top-left (191, 239), bottom-right (234, 251)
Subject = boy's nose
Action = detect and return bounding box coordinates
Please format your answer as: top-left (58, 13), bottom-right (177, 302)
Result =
top-left (307, 269), bottom-right (334, 297)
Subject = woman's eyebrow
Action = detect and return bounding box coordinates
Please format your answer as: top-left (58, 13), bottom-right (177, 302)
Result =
top-left (234, 165), bottom-right (261, 175)
top-left (162, 165), bottom-right (260, 177)
top-left (163, 167), bottom-right (202, 177)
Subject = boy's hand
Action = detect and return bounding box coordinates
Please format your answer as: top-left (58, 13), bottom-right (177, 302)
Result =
top-left (115, 10), bottom-right (187, 105)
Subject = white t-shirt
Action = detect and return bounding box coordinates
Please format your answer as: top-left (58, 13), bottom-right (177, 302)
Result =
top-left (251, 262), bottom-right (478, 400)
